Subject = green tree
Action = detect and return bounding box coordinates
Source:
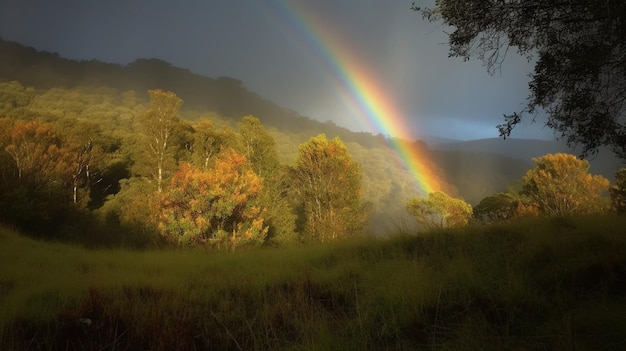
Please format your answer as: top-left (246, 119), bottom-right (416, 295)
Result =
top-left (413, 1), bottom-right (626, 159)
top-left (522, 153), bottom-right (609, 216)
top-left (407, 191), bottom-right (473, 230)
top-left (138, 89), bottom-right (183, 193)
top-left (292, 134), bottom-right (367, 242)
top-left (51, 118), bottom-right (109, 208)
top-left (0, 81), bottom-right (35, 116)
top-left (238, 115), bottom-right (296, 244)
top-left (191, 119), bottom-right (226, 169)
top-left (95, 176), bottom-right (162, 247)
top-left (473, 193), bottom-right (518, 224)
top-left (158, 149), bottom-right (267, 249)
top-left (610, 168), bottom-right (626, 214)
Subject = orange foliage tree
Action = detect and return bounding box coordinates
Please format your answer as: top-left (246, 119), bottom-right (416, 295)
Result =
top-left (523, 153), bottom-right (609, 216)
top-left (158, 148), bottom-right (267, 248)
top-left (3, 119), bottom-right (63, 181)
top-left (0, 118), bottom-right (90, 227)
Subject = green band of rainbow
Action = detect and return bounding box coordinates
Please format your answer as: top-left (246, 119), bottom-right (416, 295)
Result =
top-left (265, 1), bottom-right (440, 195)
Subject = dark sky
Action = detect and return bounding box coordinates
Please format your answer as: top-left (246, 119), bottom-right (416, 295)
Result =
top-left (0, 0), bottom-right (553, 141)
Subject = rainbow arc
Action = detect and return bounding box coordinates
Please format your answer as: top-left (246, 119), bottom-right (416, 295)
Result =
top-left (267, 1), bottom-right (443, 195)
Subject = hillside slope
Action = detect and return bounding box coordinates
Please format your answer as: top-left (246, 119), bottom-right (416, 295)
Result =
top-left (0, 37), bottom-right (557, 214)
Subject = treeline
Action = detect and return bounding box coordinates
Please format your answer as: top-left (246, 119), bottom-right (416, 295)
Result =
top-left (0, 80), bottom-right (439, 241)
top-left (1, 81), bottom-right (624, 248)
top-left (0, 84), bottom-right (376, 247)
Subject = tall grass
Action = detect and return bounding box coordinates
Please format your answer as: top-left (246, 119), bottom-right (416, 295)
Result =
top-left (1, 215), bottom-right (625, 350)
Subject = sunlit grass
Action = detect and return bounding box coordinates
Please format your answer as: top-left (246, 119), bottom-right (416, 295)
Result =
top-left (1, 215), bottom-right (625, 350)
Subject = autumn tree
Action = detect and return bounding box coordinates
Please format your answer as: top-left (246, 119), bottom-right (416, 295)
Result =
top-left (138, 89), bottom-right (183, 193)
top-left (238, 115), bottom-right (296, 244)
top-left (3, 119), bottom-right (61, 180)
top-left (522, 153), bottom-right (609, 216)
top-left (292, 134), bottom-right (367, 242)
top-left (413, 1), bottom-right (626, 159)
top-left (407, 191), bottom-right (473, 230)
top-left (158, 148), bottom-right (267, 249)
top-left (0, 118), bottom-right (79, 227)
top-left (610, 168), bottom-right (626, 214)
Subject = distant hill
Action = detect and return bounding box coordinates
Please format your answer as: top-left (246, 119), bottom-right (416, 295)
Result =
top-left (431, 149), bottom-right (531, 204)
top-left (0, 36), bottom-right (382, 147)
top-left (434, 138), bottom-right (624, 181)
top-left (433, 138), bottom-right (562, 160)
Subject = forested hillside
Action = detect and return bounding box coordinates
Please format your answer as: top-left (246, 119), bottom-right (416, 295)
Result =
top-left (0, 37), bottom-right (532, 243)
top-left (0, 37), bottom-right (377, 143)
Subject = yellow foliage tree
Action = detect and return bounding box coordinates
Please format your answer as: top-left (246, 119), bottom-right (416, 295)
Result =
top-left (292, 134), bottom-right (367, 242)
top-left (407, 191), bottom-right (473, 230)
top-left (523, 153), bottom-right (609, 216)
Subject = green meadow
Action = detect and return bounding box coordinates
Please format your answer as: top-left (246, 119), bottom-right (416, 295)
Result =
top-left (2, 216), bottom-right (626, 350)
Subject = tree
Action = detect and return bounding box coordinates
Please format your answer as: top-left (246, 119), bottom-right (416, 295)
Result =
top-left (413, 1), bottom-right (626, 159)
top-left (407, 191), bottom-right (472, 230)
top-left (0, 118), bottom-right (80, 228)
top-left (522, 153), bottom-right (609, 216)
top-left (158, 149), bottom-right (268, 249)
top-left (53, 119), bottom-right (107, 208)
top-left (292, 134), bottom-right (367, 242)
top-left (473, 192), bottom-right (518, 224)
top-left (238, 115), bottom-right (296, 244)
top-left (3, 119), bottom-right (60, 180)
top-left (473, 192), bottom-right (541, 223)
top-left (610, 168), bottom-right (626, 214)
top-left (138, 89), bottom-right (183, 193)
top-left (0, 81), bottom-right (35, 116)
top-left (95, 176), bottom-right (163, 247)
top-left (191, 119), bottom-right (226, 169)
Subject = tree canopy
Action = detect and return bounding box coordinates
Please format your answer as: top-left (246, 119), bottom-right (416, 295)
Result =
top-left (407, 191), bottom-right (472, 229)
top-left (158, 149), bottom-right (267, 248)
top-left (414, 1), bottom-right (626, 159)
top-left (522, 153), bottom-right (609, 216)
top-left (292, 134), bottom-right (367, 242)
top-left (138, 89), bottom-right (183, 193)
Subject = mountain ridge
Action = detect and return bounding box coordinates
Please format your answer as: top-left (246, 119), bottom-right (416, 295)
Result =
top-left (433, 137), bottom-right (623, 181)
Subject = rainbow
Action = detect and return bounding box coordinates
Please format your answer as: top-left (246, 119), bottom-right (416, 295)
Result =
top-left (264, 1), bottom-right (442, 195)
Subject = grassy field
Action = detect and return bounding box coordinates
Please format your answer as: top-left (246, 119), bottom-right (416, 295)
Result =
top-left (1, 215), bottom-right (625, 350)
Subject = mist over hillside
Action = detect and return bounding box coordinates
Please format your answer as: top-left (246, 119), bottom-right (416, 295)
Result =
top-left (434, 138), bottom-right (623, 182)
